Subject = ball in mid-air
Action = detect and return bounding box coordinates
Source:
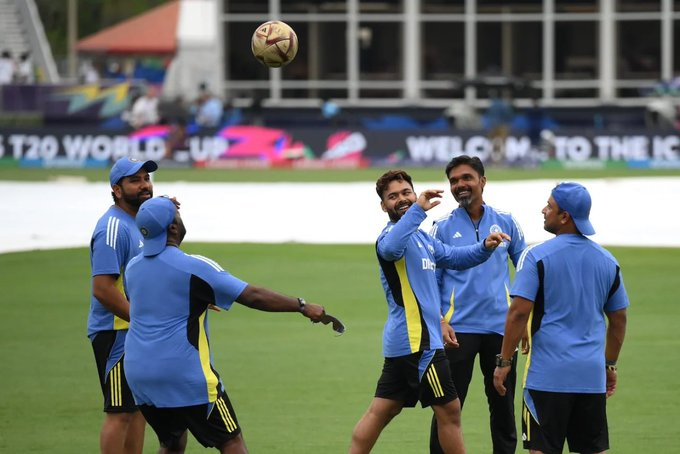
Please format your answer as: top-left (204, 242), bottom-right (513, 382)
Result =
top-left (251, 21), bottom-right (298, 68)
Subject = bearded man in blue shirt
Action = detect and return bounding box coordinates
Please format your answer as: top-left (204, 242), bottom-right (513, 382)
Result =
top-left (349, 170), bottom-right (510, 454)
top-left (494, 182), bottom-right (629, 454)
top-left (429, 155), bottom-right (527, 454)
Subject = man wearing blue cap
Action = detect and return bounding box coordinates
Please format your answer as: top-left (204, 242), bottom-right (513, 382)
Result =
top-left (123, 196), bottom-right (327, 453)
top-left (493, 182), bottom-right (629, 454)
top-left (88, 156), bottom-right (158, 454)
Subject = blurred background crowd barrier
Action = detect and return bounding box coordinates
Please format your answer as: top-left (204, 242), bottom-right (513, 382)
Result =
top-left (1, 0), bottom-right (679, 170)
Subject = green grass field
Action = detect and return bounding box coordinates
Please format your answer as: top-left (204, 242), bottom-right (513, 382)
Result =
top-left (1, 244), bottom-right (679, 453)
top-left (1, 164), bottom-right (680, 183)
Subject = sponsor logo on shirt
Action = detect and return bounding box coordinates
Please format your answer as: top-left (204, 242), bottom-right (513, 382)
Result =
top-left (422, 258), bottom-right (436, 271)
top-left (453, 231), bottom-right (462, 238)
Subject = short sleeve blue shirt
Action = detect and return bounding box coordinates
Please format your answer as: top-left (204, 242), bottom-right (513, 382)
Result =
top-left (88, 206), bottom-right (144, 337)
top-left (511, 234), bottom-right (630, 393)
top-left (124, 246), bottom-right (248, 407)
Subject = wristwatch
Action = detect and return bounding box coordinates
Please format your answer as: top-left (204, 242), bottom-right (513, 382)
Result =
top-left (297, 297), bottom-right (307, 313)
top-left (495, 354), bottom-right (512, 368)
top-left (606, 359), bottom-right (617, 372)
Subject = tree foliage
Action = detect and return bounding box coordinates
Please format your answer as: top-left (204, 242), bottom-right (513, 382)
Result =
top-left (35, 0), bottom-right (168, 58)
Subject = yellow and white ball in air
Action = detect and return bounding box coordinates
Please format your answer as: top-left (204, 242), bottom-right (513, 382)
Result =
top-left (251, 21), bottom-right (299, 68)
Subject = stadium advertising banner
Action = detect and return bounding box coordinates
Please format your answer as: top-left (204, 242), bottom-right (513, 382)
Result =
top-left (0, 125), bottom-right (678, 169)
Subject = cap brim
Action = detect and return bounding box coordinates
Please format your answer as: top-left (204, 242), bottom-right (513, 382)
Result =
top-left (142, 160), bottom-right (158, 173)
top-left (142, 232), bottom-right (167, 256)
top-left (111, 160), bottom-right (158, 186)
top-left (573, 218), bottom-right (595, 236)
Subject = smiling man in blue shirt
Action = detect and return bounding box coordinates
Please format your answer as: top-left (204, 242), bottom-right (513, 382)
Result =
top-left (349, 170), bottom-right (510, 454)
top-left (429, 155), bottom-right (526, 454)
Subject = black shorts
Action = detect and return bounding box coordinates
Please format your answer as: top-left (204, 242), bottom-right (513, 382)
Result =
top-left (375, 349), bottom-right (457, 408)
top-left (91, 330), bottom-right (137, 413)
top-left (139, 387), bottom-right (242, 449)
top-left (522, 389), bottom-right (609, 454)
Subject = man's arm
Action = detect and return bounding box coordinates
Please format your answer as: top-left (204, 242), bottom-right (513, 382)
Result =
top-left (604, 308), bottom-right (627, 397)
top-left (493, 295), bottom-right (533, 396)
top-left (377, 204), bottom-right (427, 261)
top-left (434, 231), bottom-right (510, 271)
top-left (92, 274), bottom-right (130, 321)
top-left (236, 284), bottom-right (325, 322)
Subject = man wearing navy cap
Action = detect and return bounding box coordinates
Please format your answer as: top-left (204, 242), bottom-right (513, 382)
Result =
top-left (493, 182), bottom-right (629, 454)
top-left (123, 197), bottom-right (327, 453)
top-left (87, 156), bottom-right (158, 454)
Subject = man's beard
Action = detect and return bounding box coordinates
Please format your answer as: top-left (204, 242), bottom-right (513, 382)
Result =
top-left (456, 195), bottom-right (472, 209)
top-left (122, 189), bottom-right (153, 209)
top-left (177, 220), bottom-right (187, 244)
top-left (388, 202), bottom-right (411, 223)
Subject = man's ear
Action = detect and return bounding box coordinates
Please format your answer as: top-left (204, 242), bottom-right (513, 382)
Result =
top-left (560, 211), bottom-right (571, 225)
top-left (380, 201), bottom-right (387, 213)
top-left (480, 175), bottom-right (487, 191)
top-left (111, 184), bottom-right (122, 199)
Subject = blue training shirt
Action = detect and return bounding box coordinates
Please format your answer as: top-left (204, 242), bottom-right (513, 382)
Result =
top-left (511, 234), bottom-right (630, 393)
top-left (376, 204), bottom-right (493, 358)
top-left (124, 246), bottom-right (248, 407)
top-left (431, 204), bottom-right (526, 334)
top-left (88, 205), bottom-right (144, 337)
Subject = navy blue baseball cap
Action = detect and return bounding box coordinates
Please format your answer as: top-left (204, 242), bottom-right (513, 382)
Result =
top-left (136, 197), bottom-right (177, 256)
top-left (109, 157), bottom-right (158, 186)
top-left (551, 182), bottom-right (595, 236)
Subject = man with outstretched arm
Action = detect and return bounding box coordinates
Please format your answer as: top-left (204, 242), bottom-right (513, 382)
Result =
top-left (349, 170), bottom-right (510, 454)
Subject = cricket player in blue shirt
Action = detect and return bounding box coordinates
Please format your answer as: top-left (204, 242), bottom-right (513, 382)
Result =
top-left (349, 170), bottom-right (510, 454)
top-left (430, 155), bottom-right (526, 454)
top-left (123, 196), bottom-right (327, 453)
top-left (494, 182), bottom-right (629, 454)
top-left (88, 157), bottom-right (159, 454)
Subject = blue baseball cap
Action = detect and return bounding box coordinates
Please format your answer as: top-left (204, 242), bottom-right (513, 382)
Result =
top-left (551, 182), bottom-right (595, 236)
top-left (136, 197), bottom-right (177, 256)
top-left (109, 157), bottom-right (158, 186)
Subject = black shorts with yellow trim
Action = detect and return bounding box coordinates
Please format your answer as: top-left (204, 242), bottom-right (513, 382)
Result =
top-left (375, 349), bottom-right (457, 408)
top-left (91, 330), bottom-right (137, 413)
top-left (522, 388), bottom-right (609, 454)
top-left (139, 386), bottom-right (241, 449)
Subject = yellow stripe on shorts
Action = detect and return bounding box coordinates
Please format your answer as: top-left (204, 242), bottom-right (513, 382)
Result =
top-left (523, 404), bottom-right (531, 441)
top-left (110, 362), bottom-right (122, 407)
top-left (426, 366), bottom-right (444, 398)
top-left (215, 397), bottom-right (237, 432)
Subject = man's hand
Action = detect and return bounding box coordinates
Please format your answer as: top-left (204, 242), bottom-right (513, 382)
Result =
top-left (416, 189), bottom-right (444, 212)
top-left (484, 232), bottom-right (511, 250)
top-left (606, 367), bottom-right (618, 398)
top-left (521, 327), bottom-right (530, 354)
top-left (302, 303), bottom-right (326, 322)
top-left (442, 320), bottom-right (459, 348)
top-left (493, 366), bottom-right (511, 396)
